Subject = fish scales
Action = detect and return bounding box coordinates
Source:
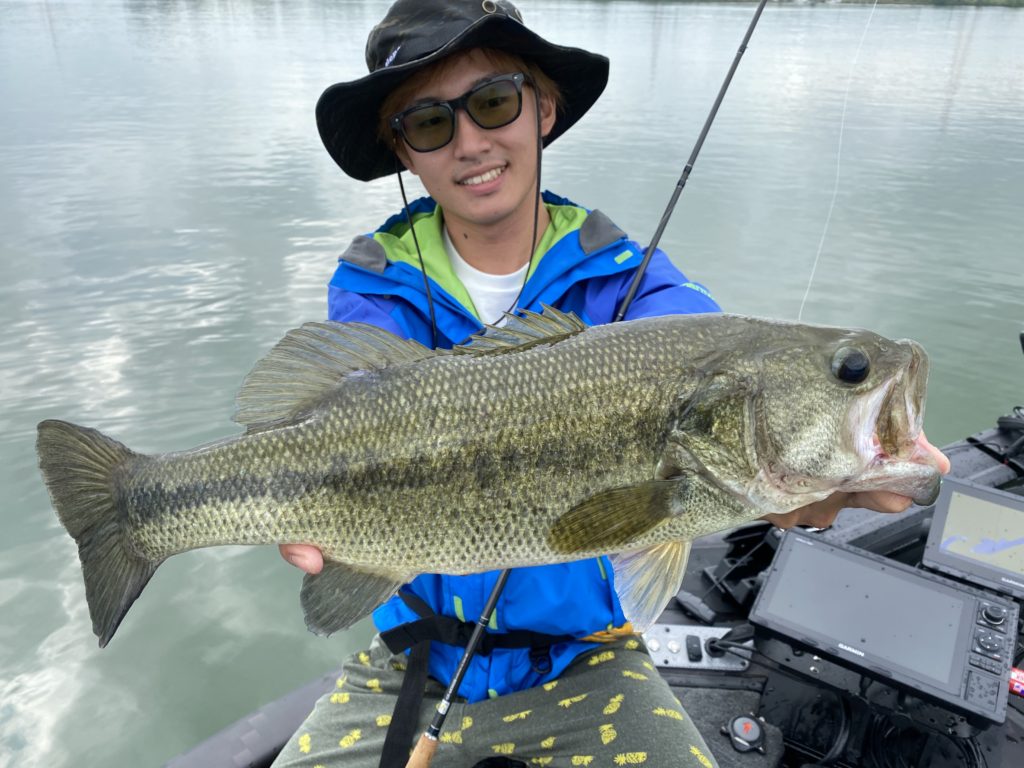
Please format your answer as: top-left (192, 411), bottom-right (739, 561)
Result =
top-left (127, 320), bottom-right (695, 571)
top-left (37, 308), bottom-right (944, 645)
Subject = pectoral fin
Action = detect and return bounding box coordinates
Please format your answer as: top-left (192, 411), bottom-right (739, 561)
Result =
top-left (547, 480), bottom-right (682, 554)
top-left (300, 562), bottom-right (410, 636)
top-left (611, 540), bottom-right (691, 633)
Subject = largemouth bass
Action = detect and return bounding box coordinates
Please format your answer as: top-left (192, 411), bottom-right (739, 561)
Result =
top-left (37, 308), bottom-right (941, 648)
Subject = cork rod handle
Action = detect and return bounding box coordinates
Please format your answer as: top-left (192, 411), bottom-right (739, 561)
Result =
top-left (405, 733), bottom-right (438, 768)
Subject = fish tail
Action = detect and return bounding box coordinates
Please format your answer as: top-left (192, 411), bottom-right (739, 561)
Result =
top-left (36, 419), bottom-right (158, 648)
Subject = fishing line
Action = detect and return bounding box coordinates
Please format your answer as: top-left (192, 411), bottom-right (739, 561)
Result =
top-left (797, 0), bottom-right (880, 322)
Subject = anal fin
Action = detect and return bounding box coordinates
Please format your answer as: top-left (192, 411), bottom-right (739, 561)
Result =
top-left (300, 562), bottom-right (411, 636)
top-left (610, 540), bottom-right (691, 633)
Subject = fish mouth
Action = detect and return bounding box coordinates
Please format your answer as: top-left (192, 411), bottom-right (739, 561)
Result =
top-left (845, 342), bottom-right (941, 505)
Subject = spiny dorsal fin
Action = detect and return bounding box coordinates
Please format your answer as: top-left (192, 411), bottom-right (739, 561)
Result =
top-left (454, 305), bottom-right (587, 356)
top-left (235, 321), bottom-right (441, 430)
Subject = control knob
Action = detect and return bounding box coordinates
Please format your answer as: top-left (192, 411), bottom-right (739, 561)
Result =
top-left (981, 604), bottom-right (1007, 626)
top-left (721, 715), bottom-right (767, 754)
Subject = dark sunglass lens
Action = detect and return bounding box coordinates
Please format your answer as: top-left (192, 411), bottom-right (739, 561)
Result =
top-left (401, 104), bottom-right (455, 151)
top-left (466, 79), bottom-right (521, 129)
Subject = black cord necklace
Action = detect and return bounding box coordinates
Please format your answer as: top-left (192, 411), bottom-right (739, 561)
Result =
top-left (396, 83), bottom-right (544, 347)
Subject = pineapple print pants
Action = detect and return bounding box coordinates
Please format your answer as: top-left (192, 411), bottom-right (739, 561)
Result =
top-left (273, 635), bottom-right (720, 768)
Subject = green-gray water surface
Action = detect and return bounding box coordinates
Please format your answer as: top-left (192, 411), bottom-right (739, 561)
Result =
top-left (1, 1), bottom-right (1022, 765)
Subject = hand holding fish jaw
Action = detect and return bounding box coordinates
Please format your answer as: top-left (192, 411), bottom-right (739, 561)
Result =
top-left (760, 432), bottom-right (950, 530)
top-left (279, 435), bottom-right (952, 575)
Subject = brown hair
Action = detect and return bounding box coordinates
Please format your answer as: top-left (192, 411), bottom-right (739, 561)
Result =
top-left (377, 48), bottom-right (564, 147)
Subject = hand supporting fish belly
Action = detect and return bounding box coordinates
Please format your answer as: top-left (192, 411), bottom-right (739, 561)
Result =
top-left (37, 308), bottom-right (944, 647)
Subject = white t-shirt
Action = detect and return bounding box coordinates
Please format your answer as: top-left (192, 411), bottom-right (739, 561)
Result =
top-left (443, 227), bottom-right (528, 326)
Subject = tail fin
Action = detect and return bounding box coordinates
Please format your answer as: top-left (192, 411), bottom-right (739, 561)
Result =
top-left (36, 419), bottom-right (159, 647)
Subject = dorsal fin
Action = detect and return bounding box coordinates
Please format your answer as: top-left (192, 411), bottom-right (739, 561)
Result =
top-left (234, 321), bottom-right (441, 430)
top-left (455, 305), bottom-right (587, 355)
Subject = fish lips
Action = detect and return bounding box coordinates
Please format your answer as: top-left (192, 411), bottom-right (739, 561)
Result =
top-left (844, 341), bottom-right (941, 506)
top-left (842, 458), bottom-right (942, 507)
top-left (844, 431), bottom-right (943, 507)
top-left (914, 473), bottom-right (942, 507)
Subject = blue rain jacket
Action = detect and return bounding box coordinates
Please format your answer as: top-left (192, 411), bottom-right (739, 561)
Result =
top-left (327, 192), bottom-right (720, 702)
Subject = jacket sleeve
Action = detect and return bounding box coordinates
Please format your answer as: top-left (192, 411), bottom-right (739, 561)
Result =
top-left (327, 283), bottom-right (408, 337)
top-left (617, 248), bottom-right (721, 320)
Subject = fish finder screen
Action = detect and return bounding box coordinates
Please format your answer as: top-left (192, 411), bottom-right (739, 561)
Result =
top-left (933, 489), bottom-right (1024, 583)
top-left (755, 538), bottom-right (965, 691)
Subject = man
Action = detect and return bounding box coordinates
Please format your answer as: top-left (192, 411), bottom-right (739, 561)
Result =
top-left (273, 2), bottom-right (949, 766)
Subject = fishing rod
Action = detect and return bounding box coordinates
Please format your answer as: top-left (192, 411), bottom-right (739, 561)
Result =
top-left (615, 0), bottom-right (769, 322)
top-left (405, 3), bottom-right (770, 764)
top-left (406, 569), bottom-right (509, 768)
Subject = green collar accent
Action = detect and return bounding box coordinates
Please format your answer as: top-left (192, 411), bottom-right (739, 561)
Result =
top-left (374, 203), bottom-right (589, 320)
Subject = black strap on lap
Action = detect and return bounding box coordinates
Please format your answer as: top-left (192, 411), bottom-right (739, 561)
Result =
top-left (380, 591), bottom-right (574, 658)
top-left (377, 592), bottom-right (574, 768)
top-left (378, 639), bottom-right (431, 768)
top-left (381, 616), bottom-right (574, 660)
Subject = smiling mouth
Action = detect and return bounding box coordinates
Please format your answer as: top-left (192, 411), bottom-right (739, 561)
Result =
top-left (459, 164), bottom-right (507, 186)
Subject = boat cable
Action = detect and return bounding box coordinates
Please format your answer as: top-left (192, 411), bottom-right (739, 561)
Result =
top-left (711, 639), bottom-right (856, 768)
top-left (697, 535), bottom-right (772, 600)
top-left (713, 635), bottom-right (989, 768)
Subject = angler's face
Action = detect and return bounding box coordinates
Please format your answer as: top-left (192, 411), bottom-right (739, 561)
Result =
top-left (393, 50), bottom-right (556, 233)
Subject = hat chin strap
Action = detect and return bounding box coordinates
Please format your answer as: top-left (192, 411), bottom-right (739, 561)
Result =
top-left (501, 86), bottom-right (544, 322)
top-left (396, 167), bottom-right (440, 348)
top-left (394, 86), bottom-right (545, 348)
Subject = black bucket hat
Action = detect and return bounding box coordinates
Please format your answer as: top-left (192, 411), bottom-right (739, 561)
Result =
top-left (316, 0), bottom-right (609, 182)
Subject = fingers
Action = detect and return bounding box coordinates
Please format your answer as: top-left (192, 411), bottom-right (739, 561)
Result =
top-left (916, 431), bottom-right (952, 474)
top-left (761, 487), bottom-right (914, 530)
top-left (760, 494), bottom-right (845, 530)
top-left (846, 490), bottom-right (913, 514)
top-left (279, 543), bottom-right (324, 575)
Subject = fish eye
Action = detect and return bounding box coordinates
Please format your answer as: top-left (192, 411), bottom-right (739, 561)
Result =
top-left (831, 347), bottom-right (870, 384)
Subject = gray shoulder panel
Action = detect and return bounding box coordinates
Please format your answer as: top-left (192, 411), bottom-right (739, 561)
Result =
top-left (579, 210), bottom-right (627, 255)
top-left (340, 236), bottom-right (388, 274)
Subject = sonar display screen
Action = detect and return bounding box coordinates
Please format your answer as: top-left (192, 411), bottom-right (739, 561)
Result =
top-left (753, 535), bottom-right (967, 690)
top-left (924, 478), bottom-right (1024, 598)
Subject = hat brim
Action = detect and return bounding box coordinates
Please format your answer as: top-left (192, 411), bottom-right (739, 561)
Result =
top-left (316, 15), bottom-right (609, 182)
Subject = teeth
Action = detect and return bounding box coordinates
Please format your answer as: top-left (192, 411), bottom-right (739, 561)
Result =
top-left (460, 166), bottom-right (505, 186)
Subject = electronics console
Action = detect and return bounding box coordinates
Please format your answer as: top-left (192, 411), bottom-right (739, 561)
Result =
top-left (923, 476), bottom-right (1024, 600)
top-left (749, 531), bottom-right (1018, 724)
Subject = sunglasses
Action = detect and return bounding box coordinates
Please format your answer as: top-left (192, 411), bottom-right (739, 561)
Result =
top-left (389, 72), bottom-right (528, 153)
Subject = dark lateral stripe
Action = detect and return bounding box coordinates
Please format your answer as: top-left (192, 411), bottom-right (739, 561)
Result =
top-left (127, 468), bottom-right (326, 522)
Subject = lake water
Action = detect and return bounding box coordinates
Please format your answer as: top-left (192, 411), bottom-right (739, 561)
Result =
top-left (1, 1), bottom-right (1022, 765)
